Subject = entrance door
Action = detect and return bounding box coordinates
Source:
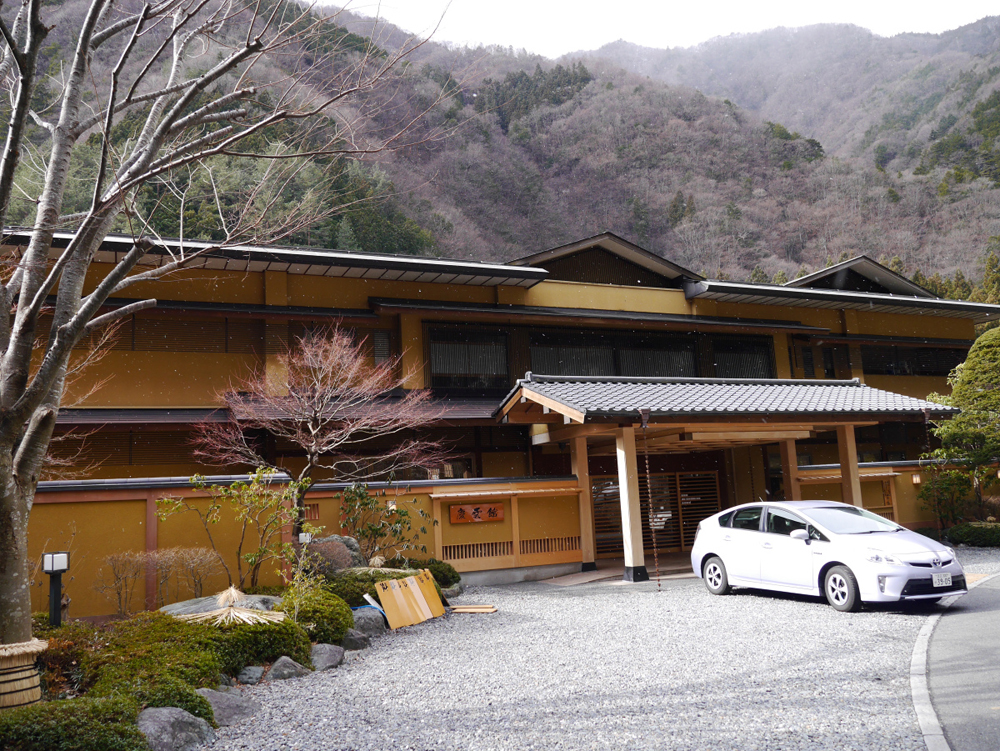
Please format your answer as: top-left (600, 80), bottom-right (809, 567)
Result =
top-left (591, 471), bottom-right (721, 557)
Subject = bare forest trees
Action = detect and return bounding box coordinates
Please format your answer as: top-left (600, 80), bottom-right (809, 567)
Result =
top-left (195, 327), bottom-right (447, 534)
top-left (0, 0), bottom-right (441, 645)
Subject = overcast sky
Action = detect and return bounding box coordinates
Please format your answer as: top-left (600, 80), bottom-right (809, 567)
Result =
top-left (335, 1), bottom-right (998, 58)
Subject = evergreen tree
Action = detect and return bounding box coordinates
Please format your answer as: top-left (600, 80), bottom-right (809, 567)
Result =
top-left (952, 269), bottom-right (973, 300)
top-left (748, 266), bottom-right (769, 284)
top-left (771, 270), bottom-right (788, 285)
top-left (794, 266), bottom-right (808, 279)
top-left (911, 268), bottom-right (930, 290)
top-left (887, 256), bottom-right (906, 275)
top-left (668, 191), bottom-right (686, 227)
top-left (336, 218), bottom-right (362, 251)
top-left (684, 194), bottom-right (696, 219)
top-left (926, 272), bottom-right (949, 298)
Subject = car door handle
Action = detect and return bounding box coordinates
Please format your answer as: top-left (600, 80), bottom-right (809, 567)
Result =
top-left (722, 535), bottom-right (731, 542)
top-left (762, 542), bottom-right (772, 549)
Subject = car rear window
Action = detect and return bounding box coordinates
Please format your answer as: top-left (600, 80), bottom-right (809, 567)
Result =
top-left (731, 506), bottom-right (762, 531)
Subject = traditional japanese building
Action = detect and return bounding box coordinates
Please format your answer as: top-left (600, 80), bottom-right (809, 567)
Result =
top-left (20, 230), bottom-right (998, 612)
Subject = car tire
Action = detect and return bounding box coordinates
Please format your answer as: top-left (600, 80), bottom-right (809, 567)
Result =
top-left (824, 565), bottom-right (860, 612)
top-left (703, 556), bottom-right (730, 595)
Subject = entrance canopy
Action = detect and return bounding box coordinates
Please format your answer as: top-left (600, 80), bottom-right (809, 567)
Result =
top-left (495, 373), bottom-right (958, 582)
top-left (496, 373), bottom-right (957, 453)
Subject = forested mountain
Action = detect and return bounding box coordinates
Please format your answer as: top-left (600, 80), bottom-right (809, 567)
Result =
top-left (9, 3), bottom-right (1000, 288)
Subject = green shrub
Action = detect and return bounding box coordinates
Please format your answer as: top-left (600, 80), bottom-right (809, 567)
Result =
top-left (325, 567), bottom-right (444, 607)
top-left (84, 613), bottom-right (221, 697)
top-left (946, 522), bottom-right (1000, 547)
top-left (132, 676), bottom-right (214, 724)
top-left (31, 616), bottom-right (100, 699)
top-left (277, 589), bottom-right (353, 644)
top-left (388, 557), bottom-right (461, 587)
top-left (214, 619), bottom-right (312, 675)
top-left (324, 568), bottom-right (414, 607)
top-left (0, 696), bottom-right (146, 751)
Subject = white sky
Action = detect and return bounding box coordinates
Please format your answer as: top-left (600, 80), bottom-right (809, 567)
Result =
top-left (335, 1), bottom-right (999, 58)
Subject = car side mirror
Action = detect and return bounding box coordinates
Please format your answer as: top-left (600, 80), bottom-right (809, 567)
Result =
top-left (790, 529), bottom-right (809, 542)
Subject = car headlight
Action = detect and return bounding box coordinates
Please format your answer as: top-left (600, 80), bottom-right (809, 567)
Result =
top-left (866, 549), bottom-right (905, 566)
top-left (945, 547), bottom-right (956, 558)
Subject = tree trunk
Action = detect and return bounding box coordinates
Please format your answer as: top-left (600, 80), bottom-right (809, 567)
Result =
top-left (0, 450), bottom-right (33, 645)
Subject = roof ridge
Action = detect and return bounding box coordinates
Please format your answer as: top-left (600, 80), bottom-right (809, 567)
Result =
top-left (523, 373), bottom-right (863, 387)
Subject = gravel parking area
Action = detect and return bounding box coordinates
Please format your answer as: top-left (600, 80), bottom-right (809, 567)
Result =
top-left (211, 548), bottom-right (1000, 751)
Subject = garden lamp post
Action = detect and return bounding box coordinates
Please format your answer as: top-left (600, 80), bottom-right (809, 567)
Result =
top-left (42, 552), bottom-right (70, 627)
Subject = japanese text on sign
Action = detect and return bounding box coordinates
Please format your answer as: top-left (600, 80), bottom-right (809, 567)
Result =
top-left (449, 503), bottom-right (504, 524)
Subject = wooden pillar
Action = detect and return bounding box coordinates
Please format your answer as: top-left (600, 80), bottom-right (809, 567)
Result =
top-left (510, 494), bottom-right (521, 567)
top-left (144, 491), bottom-right (159, 611)
top-left (570, 436), bottom-right (597, 571)
top-left (615, 427), bottom-right (648, 582)
top-left (779, 440), bottom-right (801, 501)
top-left (837, 425), bottom-right (863, 507)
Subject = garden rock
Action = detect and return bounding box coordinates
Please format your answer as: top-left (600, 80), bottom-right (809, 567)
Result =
top-left (315, 534), bottom-right (366, 567)
top-left (160, 593), bottom-right (281, 616)
top-left (237, 666), bottom-right (265, 685)
top-left (341, 628), bottom-right (370, 651)
top-left (441, 582), bottom-right (464, 600)
top-left (137, 707), bottom-right (216, 751)
top-left (311, 643), bottom-right (346, 671)
top-left (351, 607), bottom-right (387, 638)
top-left (266, 656), bottom-right (311, 680)
top-left (195, 688), bottom-right (259, 726)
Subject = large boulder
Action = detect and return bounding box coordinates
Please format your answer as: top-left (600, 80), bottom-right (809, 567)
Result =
top-left (160, 593), bottom-right (281, 616)
top-left (340, 628), bottom-right (370, 651)
top-left (138, 707), bottom-right (216, 751)
top-left (195, 688), bottom-right (258, 727)
top-left (351, 607), bottom-right (387, 638)
top-left (265, 656), bottom-right (311, 681)
top-left (313, 534), bottom-right (366, 567)
top-left (311, 643), bottom-right (345, 671)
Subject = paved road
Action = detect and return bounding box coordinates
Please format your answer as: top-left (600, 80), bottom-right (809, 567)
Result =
top-left (928, 575), bottom-right (1000, 751)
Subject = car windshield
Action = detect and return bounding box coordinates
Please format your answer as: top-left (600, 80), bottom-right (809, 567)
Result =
top-left (802, 506), bottom-right (903, 534)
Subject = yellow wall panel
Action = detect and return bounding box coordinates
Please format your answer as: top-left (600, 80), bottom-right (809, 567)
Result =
top-left (481, 452), bottom-right (528, 478)
top-left (28, 499), bottom-right (147, 618)
top-left (517, 496), bottom-right (580, 540)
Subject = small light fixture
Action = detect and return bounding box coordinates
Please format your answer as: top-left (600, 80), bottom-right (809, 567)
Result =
top-left (911, 473), bottom-right (922, 485)
top-left (42, 551), bottom-right (70, 575)
top-left (298, 532), bottom-right (313, 545)
top-left (42, 551), bottom-right (70, 628)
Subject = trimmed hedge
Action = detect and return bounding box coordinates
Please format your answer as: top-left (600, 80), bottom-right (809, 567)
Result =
top-left (213, 619), bottom-right (312, 675)
top-left (388, 557), bottom-right (461, 587)
top-left (0, 696), bottom-right (146, 751)
top-left (946, 522), bottom-right (1000, 547)
top-left (277, 589), bottom-right (353, 644)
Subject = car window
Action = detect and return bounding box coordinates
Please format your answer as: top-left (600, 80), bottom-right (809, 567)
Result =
top-left (718, 510), bottom-right (735, 527)
top-left (731, 506), bottom-right (762, 531)
top-left (766, 507), bottom-right (807, 536)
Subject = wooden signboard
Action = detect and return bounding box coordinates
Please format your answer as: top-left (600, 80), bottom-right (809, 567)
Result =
top-left (374, 571), bottom-right (447, 629)
top-left (449, 503), bottom-right (504, 524)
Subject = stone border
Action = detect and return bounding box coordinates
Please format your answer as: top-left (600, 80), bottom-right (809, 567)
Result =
top-left (911, 572), bottom-right (1000, 751)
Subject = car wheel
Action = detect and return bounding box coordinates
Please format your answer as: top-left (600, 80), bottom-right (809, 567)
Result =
top-left (824, 565), bottom-right (860, 612)
top-left (703, 556), bottom-right (730, 595)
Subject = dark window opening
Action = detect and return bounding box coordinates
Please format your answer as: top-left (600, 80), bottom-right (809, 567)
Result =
top-left (712, 336), bottom-right (775, 379)
top-left (860, 345), bottom-right (965, 377)
top-left (529, 331), bottom-right (696, 378)
top-left (429, 328), bottom-right (509, 391)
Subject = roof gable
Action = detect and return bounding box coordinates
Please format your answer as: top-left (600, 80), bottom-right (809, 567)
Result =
top-left (786, 256), bottom-right (934, 298)
top-left (511, 232), bottom-right (701, 288)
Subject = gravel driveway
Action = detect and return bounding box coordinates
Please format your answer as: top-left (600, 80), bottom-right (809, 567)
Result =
top-left (211, 548), bottom-right (1000, 751)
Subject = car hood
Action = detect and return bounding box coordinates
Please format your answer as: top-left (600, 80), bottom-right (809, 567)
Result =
top-left (834, 530), bottom-right (950, 557)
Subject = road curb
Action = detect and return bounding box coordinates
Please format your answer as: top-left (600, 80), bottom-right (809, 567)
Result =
top-left (911, 572), bottom-right (1000, 751)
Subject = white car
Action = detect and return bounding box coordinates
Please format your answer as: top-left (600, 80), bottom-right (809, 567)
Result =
top-left (690, 500), bottom-right (967, 611)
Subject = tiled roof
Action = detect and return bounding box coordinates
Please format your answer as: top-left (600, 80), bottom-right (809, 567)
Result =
top-left (498, 373), bottom-right (958, 420)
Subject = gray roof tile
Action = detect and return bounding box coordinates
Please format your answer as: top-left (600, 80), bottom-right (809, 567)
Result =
top-left (500, 374), bottom-right (957, 420)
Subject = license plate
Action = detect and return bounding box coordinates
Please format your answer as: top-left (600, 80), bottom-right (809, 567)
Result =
top-left (932, 573), bottom-right (952, 588)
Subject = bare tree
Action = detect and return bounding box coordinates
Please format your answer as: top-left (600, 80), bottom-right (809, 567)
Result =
top-left (195, 326), bottom-right (448, 533)
top-left (0, 0), bottom-right (444, 645)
